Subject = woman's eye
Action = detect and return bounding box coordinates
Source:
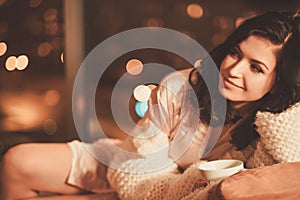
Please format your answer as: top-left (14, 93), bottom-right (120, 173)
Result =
top-left (228, 48), bottom-right (240, 59)
top-left (250, 64), bottom-right (263, 73)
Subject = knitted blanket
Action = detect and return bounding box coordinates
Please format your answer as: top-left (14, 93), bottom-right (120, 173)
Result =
top-left (107, 101), bottom-right (300, 200)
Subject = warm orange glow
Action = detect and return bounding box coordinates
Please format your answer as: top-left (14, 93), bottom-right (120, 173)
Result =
top-left (44, 8), bottom-right (58, 22)
top-left (145, 17), bottom-right (164, 27)
top-left (5, 56), bottom-right (17, 71)
top-left (213, 16), bottom-right (234, 31)
top-left (0, 0), bottom-right (6, 6)
top-left (44, 90), bottom-right (60, 106)
top-left (0, 41), bottom-right (7, 56)
top-left (45, 22), bottom-right (59, 35)
top-left (126, 59), bottom-right (143, 75)
top-left (37, 42), bottom-right (52, 57)
top-left (133, 85), bottom-right (151, 102)
top-left (16, 55), bottom-right (29, 70)
top-left (1, 93), bottom-right (49, 131)
top-left (29, 0), bottom-right (42, 8)
top-left (187, 3), bottom-right (203, 19)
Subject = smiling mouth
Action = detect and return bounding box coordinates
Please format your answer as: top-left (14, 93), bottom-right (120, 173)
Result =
top-left (223, 78), bottom-right (245, 90)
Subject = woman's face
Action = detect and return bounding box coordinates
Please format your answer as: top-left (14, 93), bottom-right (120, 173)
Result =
top-left (219, 35), bottom-right (281, 103)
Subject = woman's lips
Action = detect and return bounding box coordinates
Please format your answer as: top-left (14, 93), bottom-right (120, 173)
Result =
top-left (223, 78), bottom-right (245, 90)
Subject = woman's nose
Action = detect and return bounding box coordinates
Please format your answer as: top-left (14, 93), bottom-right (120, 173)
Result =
top-left (227, 59), bottom-right (247, 78)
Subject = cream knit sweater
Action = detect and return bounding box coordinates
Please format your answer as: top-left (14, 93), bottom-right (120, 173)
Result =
top-left (107, 101), bottom-right (300, 200)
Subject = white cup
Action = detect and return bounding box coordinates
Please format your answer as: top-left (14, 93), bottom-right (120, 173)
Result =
top-left (198, 159), bottom-right (244, 181)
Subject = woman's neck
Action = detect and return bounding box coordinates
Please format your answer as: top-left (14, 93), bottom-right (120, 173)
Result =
top-left (229, 101), bottom-right (258, 116)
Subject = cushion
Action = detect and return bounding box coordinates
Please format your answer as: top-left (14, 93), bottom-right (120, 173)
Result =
top-left (254, 101), bottom-right (300, 163)
top-left (209, 162), bottom-right (300, 200)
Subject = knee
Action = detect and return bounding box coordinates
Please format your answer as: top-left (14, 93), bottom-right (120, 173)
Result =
top-left (0, 143), bottom-right (35, 181)
top-left (0, 143), bottom-right (39, 200)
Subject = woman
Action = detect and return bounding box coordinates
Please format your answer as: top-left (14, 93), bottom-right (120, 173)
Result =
top-left (1, 11), bottom-right (300, 199)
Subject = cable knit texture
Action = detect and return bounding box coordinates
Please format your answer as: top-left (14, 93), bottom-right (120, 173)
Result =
top-left (106, 101), bottom-right (300, 200)
top-left (254, 101), bottom-right (300, 163)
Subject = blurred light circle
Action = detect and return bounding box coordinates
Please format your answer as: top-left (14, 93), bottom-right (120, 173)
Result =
top-left (187, 3), bottom-right (203, 19)
top-left (16, 55), bottom-right (29, 70)
top-left (43, 119), bottom-right (57, 135)
top-left (145, 17), bottom-right (164, 27)
top-left (37, 42), bottom-right (52, 57)
top-left (45, 90), bottom-right (60, 106)
top-left (29, 0), bottom-right (42, 8)
top-left (126, 59), bottom-right (143, 75)
top-left (0, 0), bottom-right (6, 6)
top-left (135, 101), bottom-right (149, 118)
top-left (133, 85), bottom-right (151, 102)
top-left (5, 56), bottom-right (17, 71)
top-left (44, 8), bottom-right (58, 22)
top-left (0, 42), bottom-right (7, 56)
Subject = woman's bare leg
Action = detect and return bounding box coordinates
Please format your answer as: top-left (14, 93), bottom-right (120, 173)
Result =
top-left (0, 143), bottom-right (87, 200)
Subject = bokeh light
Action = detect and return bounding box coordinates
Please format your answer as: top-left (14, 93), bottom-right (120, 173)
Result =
top-left (144, 17), bottom-right (164, 27)
top-left (0, 0), bottom-right (6, 6)
top-left (43, 119), bottom-right (57, 135)
top-left (213, 15), bottom-right (234, 31)
top-left (16, 55), bottom-right (29, 70)
top-left (186, 3), bottom-right (203, 19)
top-left (44, 8), bottom-right (58, 22)
top-left (126, 59), bottom-right (143, 75)
top-left (45, 21), bottom-right (59, 35)
top-left (0, 41), bottom-right (7, 56)
top-left (60, 52), bottom-right (64, 63)
top-left (135, 101), bottom-right (149, 118)
top-left (5, 56), bottom-right (17, 71)
top-left (37, 42), bottom-right (52, 57)
top-left (44, 89), bottom-right (60, 106)
top-left (133, 85), bottom-right (151, 102)
top-left (29, 0), bottom-right (42, 8)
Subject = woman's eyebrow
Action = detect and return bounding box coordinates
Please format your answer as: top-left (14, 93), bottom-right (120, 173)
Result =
top-left (251, 59), bottom-right (269, 71)
top-left (237, 45), bottom-right (269, 71)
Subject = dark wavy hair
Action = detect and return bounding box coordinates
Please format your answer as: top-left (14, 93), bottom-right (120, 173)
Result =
top-left (189, 11), bottom-right (300, 150)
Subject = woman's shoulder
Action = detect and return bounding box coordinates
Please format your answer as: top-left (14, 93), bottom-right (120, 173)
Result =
top-left (156, 68), bottom-right (195, 97)
top-left (159, 68), bottom-right (194, 90)
top-left (162, 68), bottom-right (194, 81)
